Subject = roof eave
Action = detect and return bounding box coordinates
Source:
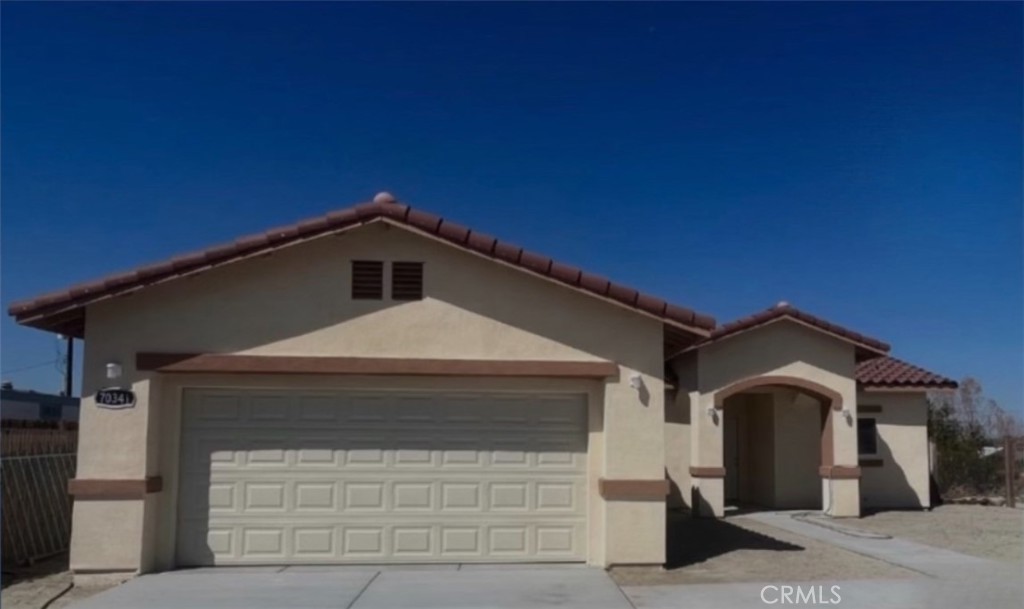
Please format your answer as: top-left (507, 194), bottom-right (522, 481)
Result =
top-left (9, 216), bottom-right (389, 336)
top-left (860, 384), bottom-right (959, 393)
top-left (10, 207), bottom-right (716, 341)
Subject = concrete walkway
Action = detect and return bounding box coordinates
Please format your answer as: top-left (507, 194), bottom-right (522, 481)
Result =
top-left (64, 565), bottom-right (634, 609)
top-left (622, 512), bottom-right (1023, 609)
top-left (743, 511), bottom-right (994, 578)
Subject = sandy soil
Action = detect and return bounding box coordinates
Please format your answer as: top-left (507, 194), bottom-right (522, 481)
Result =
top-left (855, 504), bottom-right (1023, 563)
top-left (1, 555), bottom-right (111, 609)
top-left (610, 512), bottom-right (917, 586)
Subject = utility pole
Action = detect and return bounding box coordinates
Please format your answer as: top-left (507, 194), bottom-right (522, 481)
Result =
top-left (62, 334), bottom-right (74, 397)
top-left (1006, 436), bottom-right (1017, 509)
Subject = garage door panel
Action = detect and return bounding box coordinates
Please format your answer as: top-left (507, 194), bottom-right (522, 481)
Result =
top-left (183, 478), bottom-right (586, 520)
top-left (295, 482), bottom-right (337, 511)
top-left (186, 439), bottom-right (586, 473)
top-left (178, 520), bottom-right (587, 565)
top-left (177, 389), bottom-right (587, 565)
top-left (294, 526), bottom-right (336, 557)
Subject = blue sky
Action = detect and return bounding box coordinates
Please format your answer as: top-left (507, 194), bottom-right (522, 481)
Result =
top-left (2, 2), bottom-right (1021, 414)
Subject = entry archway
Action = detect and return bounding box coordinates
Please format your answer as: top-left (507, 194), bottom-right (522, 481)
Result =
top-left (713, 375), bottom-right (847, 511)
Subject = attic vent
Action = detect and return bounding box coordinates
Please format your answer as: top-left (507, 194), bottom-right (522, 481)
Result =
top-left (391, 262), bottom-right (424, 301)
top-left (351, 260), bottom-right (384, 300)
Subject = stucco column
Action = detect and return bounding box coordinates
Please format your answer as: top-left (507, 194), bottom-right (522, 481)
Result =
top-left (69, 344), bottom-right (164, 583)
top-left (689, 390), bottom-right (724, 517)
top-left (600, 368), bottom-right (667, 565)
top-left (69, 374), bottom-right (157, 580)
top-left (821, 379), bottom-right (861, 517)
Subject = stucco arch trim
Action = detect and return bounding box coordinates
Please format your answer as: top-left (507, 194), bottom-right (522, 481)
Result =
top-left (712, 375), bottom-right (844, 411)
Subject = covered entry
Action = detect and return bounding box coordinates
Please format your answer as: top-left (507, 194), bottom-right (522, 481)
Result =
top-left (175, 388), bottom-right (588, 565)
top-left (722, 388), bottom-right (827, 510)
top-left (669, 304), bottom-right (879, 518)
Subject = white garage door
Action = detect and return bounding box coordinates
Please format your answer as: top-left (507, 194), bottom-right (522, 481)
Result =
top-left (176, 388), bottom-right (588, 565)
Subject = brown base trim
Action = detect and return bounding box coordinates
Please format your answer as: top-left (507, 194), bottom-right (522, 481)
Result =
top-left (859, 458), bottom-right (884, 468)
top-left (136, 353), bottom-right (619, 379)
top-left (818, 466), bottom-right (861, 479)
top-left (689, 466), bottom-right (726, 478)
top-left (68, 476), bottom-right (163, 500)
top-left (598, 478), bottom-right (670, 500)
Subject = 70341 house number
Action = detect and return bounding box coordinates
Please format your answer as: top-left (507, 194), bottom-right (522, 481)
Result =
top-left (95, 388), bottom-right (136, 409)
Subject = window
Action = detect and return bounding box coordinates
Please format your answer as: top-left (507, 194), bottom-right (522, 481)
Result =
top-left (391, 262), bottom-right (424, 300)
top-left (351, 260), bottom-right (384, 300)
top-left (857, 418), bottom-right (878, 455)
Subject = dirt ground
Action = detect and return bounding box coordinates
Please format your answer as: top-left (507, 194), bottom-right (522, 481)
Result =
top-left (855, 504), bottom-right (1023, 563)
top-left (610, 511), bottom-right (917, 586)
top-left (1, 555), bottom-right (111, 609)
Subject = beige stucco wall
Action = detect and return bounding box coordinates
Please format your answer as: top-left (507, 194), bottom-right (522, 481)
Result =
top-left (665, 353), bottom-right (696, 509)
top-left (68, 500), bottom-right (146, 573)
top-left (73, 221), bottom-right (668, 573)
top-left (772, 391), bottom-right (824, 509)
top-left (857, 391), bottom-right (930, 509)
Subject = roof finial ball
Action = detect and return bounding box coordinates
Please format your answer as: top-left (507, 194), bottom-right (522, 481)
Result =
top-left (373, 191), bottom-right (397, 205)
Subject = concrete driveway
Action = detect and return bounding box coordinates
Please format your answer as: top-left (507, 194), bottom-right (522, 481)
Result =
top-left (56, 512), bottom-right (1024, 609)
top-left (65, 565), bottom-right (634, 609)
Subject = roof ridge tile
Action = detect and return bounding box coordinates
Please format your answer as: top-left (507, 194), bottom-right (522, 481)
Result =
top-left (701, 304), bottom-right (891, 354)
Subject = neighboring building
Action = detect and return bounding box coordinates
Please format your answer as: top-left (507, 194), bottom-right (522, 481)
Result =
top-left (7, 193), bottom-right (956, 582)
top-left (1, 383), bottom-right (80, 423)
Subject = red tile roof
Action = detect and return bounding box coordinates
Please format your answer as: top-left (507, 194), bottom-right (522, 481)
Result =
top-left (8, 195), bottom-right (716, 339)
top-left (856, 356), bottom-right (957, 389)
top-left (685, 302), bottom-right (891, 358)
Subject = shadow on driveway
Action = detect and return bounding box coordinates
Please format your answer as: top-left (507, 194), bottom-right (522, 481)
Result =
top-left (666, 510), bottom-right (803, 570)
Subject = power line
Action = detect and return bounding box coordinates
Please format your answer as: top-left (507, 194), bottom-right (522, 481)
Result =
top-left (1, 360), bottom-right (58, 374)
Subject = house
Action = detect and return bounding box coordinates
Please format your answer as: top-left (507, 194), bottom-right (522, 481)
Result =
top-left (7, 192), bottom-right (956, 582)
top-left (1, 382), bottom-right (80, 423)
